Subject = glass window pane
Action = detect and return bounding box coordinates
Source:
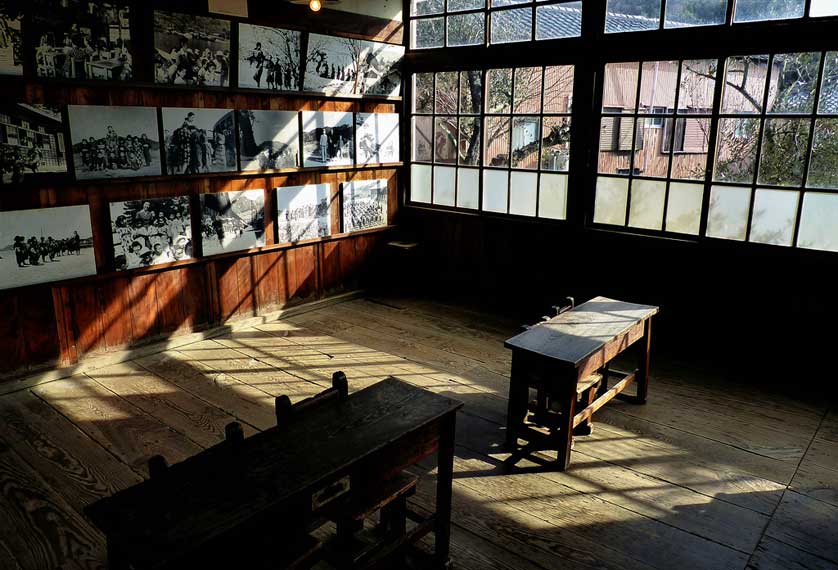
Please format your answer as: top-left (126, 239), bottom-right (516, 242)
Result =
top-left (491, 7), bottom-right (533, 44)
top-left (707, 185), bottom-right (751, 240)
top-left (811, 0), bottom-right (838, 16)
top-left (808, 119), bottom-right (838, 189)
top-left (818, 52), bottom-right (838, 114)
top-left (433, 166), bottom-right (456, 206)
top-left (434, 117), bottom-right (458, 163)
top-left (460, 71), bottom-right (483, 115)
top-left (413, 73), bottom-right (434, 113)
top-left (639, 61), bottom-right (678, 113)
top-left (412, 17), bottom-right (444, 49)
top-left (714, 118), bottom-right (760, 184)
top-left (457, 168), bottom-right (480, 209)
top-left (758, 118), bottom-right (811, 187)
top-left (411, 164), bottom-right (432, 203)
top-left (671, 117), bottom-right (710, 180)
top-left (721, 56), bottom-right (768, 114)
top-left (412, 0), bottom-right (444, 16)
top-left (458, 117), bottom-right (482, 166)
top-left (435, 72), bottom-right (459, 114)
top-left (448, 12), bottom-right (485, 46)
top-left (605, 0), bottom-right (661, 33)
top-left (485, 116), bottom-right (511, 166)
top-left (750, 189), bottom-right (799, 246)
top-left (797, 192), bottom-right (838, 251)
top-left (541, 116), bottom-right (571, 171)
top-left (487, 68), bottom-right (513, 113)
top-left (679, 60), bottom-right (717, 113)
top-left (413, 116), bottom-right (433, 162)
top-left (536, 2), bottom-right (582, 40)
top-left (492, 0), bottom-right (529, 5)
top-left (509, 171), bottom-right (538, 216)
top-left (543, 65), bottom-right (574, 113)
top-left (636, 117), bottom-right (670, 177)
top-left (449, 0), bottom-right (485, 11)
top-left (483, 169), bottom-right (509, 213)
top-left (598, 116), bottom-right (637, 174)
top-left (665, 0), bottom-right (727, 28)
top-left (594, 176), bottom-right (629, 225)
top-left (767, 53), bottom-right (821, 114)
top-left (666, 182), bottom-right (703, 234)
top-left (539, 173), bottom-right (568, 219)
top-left (628, 179), bottom-right (666, 230)
top-left (734, 0), bottom-right (804, 22)
top-left (511, 116), bottom-right (540, 169)
top-left (602, 62), bottom-right (639, 113)
top-left (514, 67), bottom-right (543, 114)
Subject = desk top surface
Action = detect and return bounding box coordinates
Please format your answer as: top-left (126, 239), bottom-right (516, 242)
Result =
top-left (86, 377), bottom-right (462, 561)
top-left (504, 297), bottom-right (659, 366)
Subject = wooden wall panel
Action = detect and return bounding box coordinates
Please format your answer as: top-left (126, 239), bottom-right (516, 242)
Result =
top-left (101, 278), bottom-right (135, 350)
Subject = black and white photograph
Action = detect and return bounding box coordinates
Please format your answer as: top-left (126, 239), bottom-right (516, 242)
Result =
top-left (0, 204), bottom-right (96, 291)
top-left (68, 105), bottom-right (161, 180)
top-left (304, 33), bottom-right (403, 97)
top-left (301, 111), bottom-right (354, 168)
top-left (32, 0), bottom-right (133, 81)
top-left (0, 8), bottom-right (23, 76)
top-left (1, 104), bottom-right (69, 185)
top-left (238, 23), bottom-right (301, 91)
top-left (342, 179), bottom-right (388, 233)
top-left (200, 190), bottom-right (265, 256)
top-left (275, 183), bottom-right (331, 244)
top-left (154, 11), bottom-right (230, 87)
top-left (238, 110), bottom-right (299, 172)
top-left (355, 112), bottom-right (400, 165)
top-left (109, 197), bottom-right (192, 271)
top-left (162, 108), bottom-right (237, 175)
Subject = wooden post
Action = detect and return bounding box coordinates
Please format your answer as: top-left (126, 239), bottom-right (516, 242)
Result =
top-left (332, 370), bottom-right (349, 399)
top-left (275, 394), bottom-right (293, 427)
top-left (636, 319), bottom-right (652, 404)
top-left (434, 413), bottom-right (456, 568)
top-left (505, 355), bottom-right (528, 449)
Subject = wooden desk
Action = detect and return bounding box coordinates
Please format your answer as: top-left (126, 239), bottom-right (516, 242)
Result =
top-left (85, 378), bottom-right (463, 569)
top-left (504, 297), bottom-right (659, 470)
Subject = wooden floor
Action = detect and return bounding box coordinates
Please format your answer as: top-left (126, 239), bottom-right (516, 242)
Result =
top-left (1, 295), bottom-right (837, 570)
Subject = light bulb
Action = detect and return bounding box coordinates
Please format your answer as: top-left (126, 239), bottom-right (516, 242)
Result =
top-left (309, 0), bottom-right (322, 11)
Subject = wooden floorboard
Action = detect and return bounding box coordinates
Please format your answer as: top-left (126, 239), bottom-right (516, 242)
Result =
top-left (0, 294), bottom-right (835, 570)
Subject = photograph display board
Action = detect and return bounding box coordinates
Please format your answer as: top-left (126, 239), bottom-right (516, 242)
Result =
top-left (1, 104), bottom-right (68, 185)
top-left (200, 190), bottom-right (266, 255)
top-left (275, 183), bottom-right (331, 243)
top-left (355, 112), bottom-right (400, 165)
top-left (110, 197), bottom-right (192, 271)
top-left (0, 11), bottom-right (23, 75)
top-left (342, 179), bottom-right (388, 232)
top-left (238, 23), bottom-right (301, 91)
top-left (301, 111), bottom-right (354, 168)
top-left (161, 107), bottom-right (237, 175)
top-left (154, 11), bottom-right (231, 87)
top-left (304, 33), bottom-right (403, 97)
top-left (237, 110), bottom-right (300, 171)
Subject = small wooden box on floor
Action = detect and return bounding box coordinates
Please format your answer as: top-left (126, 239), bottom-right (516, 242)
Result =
top-left (504, 297), bottom-right (659, 470)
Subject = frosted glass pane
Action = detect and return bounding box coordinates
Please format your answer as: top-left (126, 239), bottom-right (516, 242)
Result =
top-left (628, 179), bottom-right (666, 230)
top-left (594, 177), bottom-right (629, 225)
top-left (707, 185), bottom-right (751, 241)
top-left (483, 169), bottom-right (509, 213)
top-left (811, 0), bottom-right (838, 16)
top-left (797, 192), bottom-right (838, 252)
top-left (665, 0), bottom-right (726, 28)
top-left (457, 168), bottom-right (480, 209)
top-left (734, 0), bottom-right (804, 22)
top-left (750, 189), bottom-right (799, 246)
top-left (539, 173), bottom-right (568, 220)
top-left (509, 171), bottom-right (538, 216)
top-left (666, 182), bottom-right (703, 235)
top-left (491, 7), bottom-right (532, 44)
top-left (433, 166), bottom-right (456, 207)
top-left (605, 0), bottom-right (660, 33)
top-left (411, 164), bottom-right (432, 203)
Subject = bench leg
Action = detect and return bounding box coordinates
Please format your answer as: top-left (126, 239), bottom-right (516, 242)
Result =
top-left (555, 385), bottom-right (576, 471)
top-left (636, 319), bottom-right (652, 404)
top-left (505, 357), bottom-right (528, 449)
top-left (573, 385), bottom-right (598, 436)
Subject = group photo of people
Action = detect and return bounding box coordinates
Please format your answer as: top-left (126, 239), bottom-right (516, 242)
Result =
top-left (33, 0), bottom-right (133, 81)
top-left (162, 108), bottom-right (237, 175)
top-left (68, 105), bottom-right (162, 180)
top-left (275, 184), bottom-right (331, 243)
top-left (200, 190), bottom-right (265, 255)
top-left (0, 204), bottom-right (97, 291)
top-left (342, 179), bottom-right (388, 233)
top-left (239, 24), bottom-right (301, 91)
top-left (154, 11), bottom-right (230, 87)
top-left (304, 33), bottom-right (403, 97)
top-left (302, 111), bottom-right (354, 168)
top-left (110, 198), bottom-right (192, 271)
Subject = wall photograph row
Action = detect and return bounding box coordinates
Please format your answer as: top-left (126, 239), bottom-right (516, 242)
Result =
top-left (0, 179), bottom-right (390, 291)
top-left (0, 3), bottom-right (403, 96)
top-left (1, 104), bottom-right (400, 185)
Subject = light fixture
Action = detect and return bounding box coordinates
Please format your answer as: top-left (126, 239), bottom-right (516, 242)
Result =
top-left (309, 0), bottom-right (322, 11)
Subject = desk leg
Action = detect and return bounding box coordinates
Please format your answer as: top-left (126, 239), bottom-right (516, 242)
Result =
top-left (435, 413), bottom-right (456, 569)
top-left (555, 379), bottom-right (576, 471)
top-left (506, 355), bottom-right (528, 449)
top-left (107, 539), bottom-right (129, 570)
top-left (636, 319), bottom-right (652, 404)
